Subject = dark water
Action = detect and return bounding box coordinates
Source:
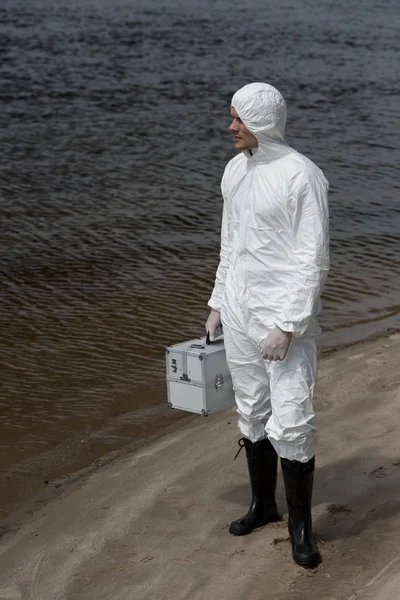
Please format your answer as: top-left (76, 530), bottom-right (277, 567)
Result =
top-left (0, 0), bottom-right (399, 512)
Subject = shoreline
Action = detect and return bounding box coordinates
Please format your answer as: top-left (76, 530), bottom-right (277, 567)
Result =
top-left (0, 329), bottom-right (399, 599)
top-left (0, 325), bottom-right (398, 543)
top-left (0, 408), bottom-right (198, 542)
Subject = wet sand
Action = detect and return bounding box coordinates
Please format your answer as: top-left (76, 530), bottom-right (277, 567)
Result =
top-left (0, 331), bottom-right (400, 600)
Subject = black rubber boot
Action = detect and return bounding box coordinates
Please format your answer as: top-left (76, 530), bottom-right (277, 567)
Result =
top-left (229, 438), bottom-right (280, 536)
top-left (281, 456), bottom-right (322, 569)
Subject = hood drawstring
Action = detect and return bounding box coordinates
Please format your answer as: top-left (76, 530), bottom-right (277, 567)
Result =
top-left (234, 437), bottom-right (247, 461)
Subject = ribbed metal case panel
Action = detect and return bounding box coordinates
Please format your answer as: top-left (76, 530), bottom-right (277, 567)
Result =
top-left (166, 336), bottom-right (235, 415)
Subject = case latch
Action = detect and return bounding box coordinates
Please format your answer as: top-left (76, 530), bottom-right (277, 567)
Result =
top-left (214, 373), bottom-right (224, 391)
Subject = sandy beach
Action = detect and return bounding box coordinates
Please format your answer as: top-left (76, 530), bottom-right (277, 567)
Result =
top-left (0, 330), bottom-right (399, 600)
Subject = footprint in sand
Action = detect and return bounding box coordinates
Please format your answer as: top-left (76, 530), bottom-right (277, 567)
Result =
top-left (326, 504), bottom-right (352, 514)
top-left (369, 461), bottom-right (400, 478)
top-left (351, 423), bottom-right (390, 439)
top-left (0, 585), bottom-right (22, 600)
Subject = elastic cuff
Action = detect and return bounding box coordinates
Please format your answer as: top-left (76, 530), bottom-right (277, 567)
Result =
top-left (274, 319), bottom-right (305, 337)
top-left (269, 438), bottom-right (316, 463)
top-left (208, 298), bottom-right (221, 312)
top-left (238, 413), bottom-right (272, 443)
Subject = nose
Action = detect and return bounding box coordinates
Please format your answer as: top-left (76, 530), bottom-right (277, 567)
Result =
top-left (229, 120), bottom-right (238, 132)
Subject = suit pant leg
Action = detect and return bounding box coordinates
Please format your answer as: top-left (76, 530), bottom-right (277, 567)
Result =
top-left (223, 323), bottom-right (272, 443)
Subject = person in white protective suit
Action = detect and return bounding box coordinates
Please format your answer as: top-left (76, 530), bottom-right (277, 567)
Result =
top-left (205, 82), bottom-right (330, 569)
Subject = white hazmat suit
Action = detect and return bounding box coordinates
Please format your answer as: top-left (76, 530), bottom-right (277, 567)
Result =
top-left (208, 83), bottom-right (330, 463)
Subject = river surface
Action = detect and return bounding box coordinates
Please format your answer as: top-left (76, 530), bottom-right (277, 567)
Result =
top-left (0, 0), bottom-right (399, 515)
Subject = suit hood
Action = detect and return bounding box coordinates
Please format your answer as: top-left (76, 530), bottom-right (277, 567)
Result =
top-left (231, 82), bottom-right (290, 160)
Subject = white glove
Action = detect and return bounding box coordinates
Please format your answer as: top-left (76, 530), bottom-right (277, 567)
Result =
top-left (205, 309), bottom-right (221, 342)
top-left (262, 326), bottom-right (293, 361)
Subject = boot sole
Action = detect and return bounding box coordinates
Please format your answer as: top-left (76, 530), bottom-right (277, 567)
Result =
top-left (229, 513), bottom-right (281, 536)
top-left (229, 525), bottom-right (265, 536)
top-left (292, 552), bottom-right (322, 569)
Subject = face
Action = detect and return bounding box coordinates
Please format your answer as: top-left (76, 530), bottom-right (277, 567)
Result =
top-left (229, 107), bottom-right (258, 150)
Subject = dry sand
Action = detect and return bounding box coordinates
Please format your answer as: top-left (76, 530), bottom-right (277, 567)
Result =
top-left (0, 331), bottom-right (399, 600)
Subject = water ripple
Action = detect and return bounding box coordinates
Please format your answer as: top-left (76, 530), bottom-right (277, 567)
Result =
top-left (0, 0), bottom-right (399, 493)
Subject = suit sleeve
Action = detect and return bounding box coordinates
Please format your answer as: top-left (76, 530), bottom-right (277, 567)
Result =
top-left (207, 166), bottom-right (232, 312)
top-left (274, 169), bottom-right (330, 336)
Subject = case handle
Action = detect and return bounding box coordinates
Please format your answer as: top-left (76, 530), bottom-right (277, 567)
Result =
top-left (206, 330), bottom-right (224, 345)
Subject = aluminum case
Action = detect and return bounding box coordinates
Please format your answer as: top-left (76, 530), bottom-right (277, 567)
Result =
top-left (166, 336), bottom-right (235, 416)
